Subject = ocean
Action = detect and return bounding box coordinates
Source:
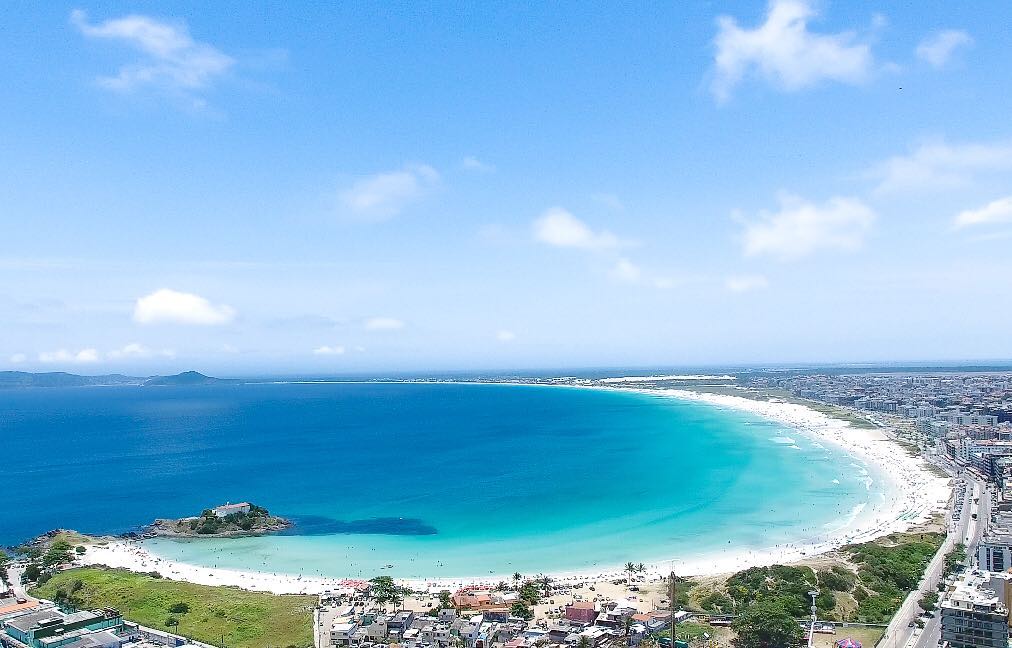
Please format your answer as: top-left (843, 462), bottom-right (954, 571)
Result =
top-left (0, 382), bottom-right (882, 578)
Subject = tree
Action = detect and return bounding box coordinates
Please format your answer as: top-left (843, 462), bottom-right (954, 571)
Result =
top-left (625, 562), bottom-right (637, 577)
top-left (519, 580), bottom-right (541, 605)
top-left (577, 636), bottom-right (592, 648)
top-left (623, 615), bottom-right (634, 637)
top-left (511, 601), bottom-right (534, 621)
top-left (169, 602), bottom-right (191, 614)
top-left (513, 572), bottom-right (522, 585)
top-left (75, 546), bottom-right (86, 555)
top-left (22, 563), bottom-right (42, 583)
top-left (165, 616), bottom-right (179, 629)
top-left (439, 591), bottom-right (453, 610)
top-left (731, 600), bottom-right (803, 648)
top-left (636, 563), bottom-right (645, 573)
top-left (370, 576), bottom-right (408, 607)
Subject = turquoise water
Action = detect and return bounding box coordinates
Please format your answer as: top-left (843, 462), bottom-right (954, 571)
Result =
top-left (1, 382), bottom-right (882, 578)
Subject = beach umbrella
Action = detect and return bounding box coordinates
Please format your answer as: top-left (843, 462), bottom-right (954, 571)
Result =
top-left (835, 639), bottom-right (862, 648)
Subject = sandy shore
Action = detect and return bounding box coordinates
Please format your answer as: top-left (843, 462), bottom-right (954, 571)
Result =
top-left (77, 386), bottom-right (951, 595)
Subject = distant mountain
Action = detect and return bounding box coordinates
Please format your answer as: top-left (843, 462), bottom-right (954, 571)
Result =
top-left (0, 370), bottom-right (235, 389)
top-left (0, 371), bottom-right (143, 388)
top-left (143, 371), bottom-right (237, 386)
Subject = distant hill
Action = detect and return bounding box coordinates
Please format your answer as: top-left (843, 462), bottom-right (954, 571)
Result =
top-left (0, 370), bottom-right (235, 389)
top-left (143, 371), bottom-right (237, 386)
top-left (0, 371), bottom-right (143, 388)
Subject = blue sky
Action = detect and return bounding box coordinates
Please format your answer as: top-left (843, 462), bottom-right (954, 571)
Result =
top-left (3, 1), bottom-right (1012, 374)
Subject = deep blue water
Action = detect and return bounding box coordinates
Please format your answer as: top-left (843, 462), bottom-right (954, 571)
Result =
top-left (0, 382), bottom-right (879, 577)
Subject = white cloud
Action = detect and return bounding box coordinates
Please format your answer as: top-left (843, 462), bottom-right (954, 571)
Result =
top-left (496, 330), bottom-right (516, 342)
top-left (71, 10), bottom-right (234, 94)
top-left (742, 194), bottom-right (875, 260)
top-left (365, 317), bottom-right (405, 331)
top-left (462, 156), bottom-right (495, 172)
top-left (916, 30), bottom-right (972, 67)
top-left (133, 289), bottom-right (236, 325)
top-left (725, 275), bottom-right (770, 292)
top-left (611, 258), bottom-right (642, 283)
top-left (313, 345), bottom-right (346, 356)
top-left (868, 140), bottom-right (1012, 194)
top-left (9, 353), bottom-right (27, 364)
top-left (339, 165), bottom-right (439, 220)
top-left (532, 207), bottom-right (624, 250)
top-left (954, 196), bottom-right (1012, 229)
top-left (712, 0), bottom-right (874, 102)
top-left (39, 348), bottom-right (100, 364)
top-left (107, 343), bottom-right (175, 359)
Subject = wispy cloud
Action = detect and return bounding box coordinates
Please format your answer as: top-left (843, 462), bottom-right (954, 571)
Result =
top-left (107, 343), bottom-right (175, 360)
top-left (712, 0), bottom-right (874, 102)
top-left (725, 275), bottom-right (770, 293)
top-left (39, 348), bottom-right (100, 364)
top-left (868, 140), bottom-right (1012, 194)
top-left (462, 156), bottom-right (495, 173)
top-left (339, 165), bottom-right (440, 221)
top-left (71, 9), bottom-right (234, 102)
top-left (916, 30), bottom-right (972, 68)
top-left (741, 194), bottom-right (875, 260)
top-left (610, 258), bottom-right (643, 283)
top-left (496, 330), bottom-right (516, 343)
top-left (133, 289), bottom-right (236, 325)
top-left (364, 317), bottom-right (405, 331)
top-left (532, 208), bottom-right (626, 250)
top-left (954, 196), bottom-right (1012, 230)
top-left (312, 345), bottom-right (346, 356)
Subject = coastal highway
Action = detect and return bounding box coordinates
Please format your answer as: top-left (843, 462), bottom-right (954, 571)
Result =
top-left (895, 472), bottom-right (989, 648)
top-left (878, 470), bottom-right (984, 648)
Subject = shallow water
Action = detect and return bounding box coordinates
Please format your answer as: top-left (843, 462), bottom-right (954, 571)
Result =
top-left (1, 382), bottom-right (882, 577)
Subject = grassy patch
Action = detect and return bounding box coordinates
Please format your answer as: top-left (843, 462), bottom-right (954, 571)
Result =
top-left (30, 567), bottom-right (314, 648)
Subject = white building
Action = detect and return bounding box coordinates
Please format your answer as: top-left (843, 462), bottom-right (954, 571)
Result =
top-left (940, 570), bottom-right (1010, 648)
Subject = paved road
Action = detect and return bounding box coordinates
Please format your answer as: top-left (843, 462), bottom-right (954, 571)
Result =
top-left (903, 472), bottom-right (990, 648)
top-left (878, 466), bottom-right (982, 648)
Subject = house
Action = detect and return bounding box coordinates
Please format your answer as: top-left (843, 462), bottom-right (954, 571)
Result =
top-left (330, 621), bottom-right (358, 647)
top-left (452, 591), bottom-right (497, 611)
top-left (564, 602), bottom-right (598, 625)
top-left (3, 607), bottom-right (124, 648)
top-left (211, 502), bottom-right (251, 518)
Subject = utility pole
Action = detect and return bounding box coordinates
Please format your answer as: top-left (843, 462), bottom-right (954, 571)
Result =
top-left (807, 589), bottom-right (819, 648)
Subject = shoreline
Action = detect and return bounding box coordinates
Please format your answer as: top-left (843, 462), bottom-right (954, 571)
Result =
top-left (74, 383), bottom-right (952, 595)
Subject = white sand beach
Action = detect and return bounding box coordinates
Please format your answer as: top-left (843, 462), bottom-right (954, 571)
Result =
top-left (77, 386), bottom-right (951, 595)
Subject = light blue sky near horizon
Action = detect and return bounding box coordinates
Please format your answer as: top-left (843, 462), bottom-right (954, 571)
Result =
top-left (3, 1), bottom-right (1012, 374)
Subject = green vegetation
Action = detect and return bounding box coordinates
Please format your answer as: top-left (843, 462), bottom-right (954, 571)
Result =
top-left (845, 532), bottom-right (944, 623)
top-left (183, 505), bottom-right (279, 535)
top-left (697, 532), bottom-right (944, 624)
top-left (918, 592), bottom-right (938, 612)
top-left (30, 567), bottom-right (314, 648)
top-left (510, 601), bottom-right (534, 620)
top-left (943, 543), bottom-right (967, 576)
top-left (369, 576), bottom-right (410, 606)
top-left (731, 599), bottom-right (803, 648)
top-left (722, 565), bottom-right (833, 617)
top-left (519, 580), bottom-right (541, 605)
top-left (666, 573), bottom-right (694, 609)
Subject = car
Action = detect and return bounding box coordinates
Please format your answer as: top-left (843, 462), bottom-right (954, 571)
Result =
top-left (908, 621), bottom-right (916, 628)
top-left (16, 598), bottom-right (27, 604)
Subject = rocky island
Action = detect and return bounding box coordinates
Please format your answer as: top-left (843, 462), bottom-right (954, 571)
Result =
top-left (147, 502), bottom-right (291, 538)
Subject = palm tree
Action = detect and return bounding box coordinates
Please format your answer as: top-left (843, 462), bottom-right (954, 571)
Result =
top-left (513, 572), bottom-right (522, 585)
top-left (623, 615), bottom-right (634, 637)
top-left (625, 562), bottom-right (636, 577)
top-left (636, 563), bottom-right (645, 573)
top-left (541, 575), bottom-right (552, 597)
top-left (577, 636), bottom-right (592, 648)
